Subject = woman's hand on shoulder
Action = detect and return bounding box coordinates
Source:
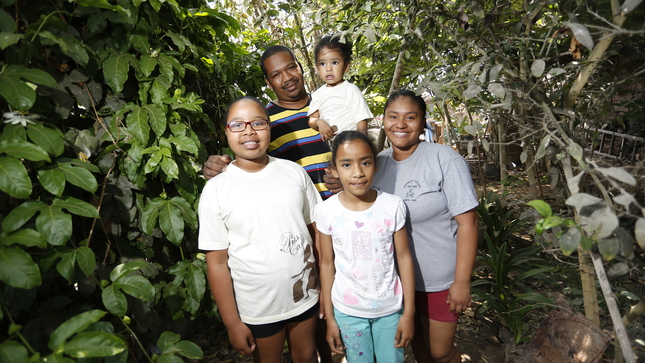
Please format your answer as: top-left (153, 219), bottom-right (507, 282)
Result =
top-left (227, 322), bottom-right (256, 356)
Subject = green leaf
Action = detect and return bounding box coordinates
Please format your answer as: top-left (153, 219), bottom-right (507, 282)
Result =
top-left (157, 54), bottom-right (175, 82)
top-left (38, 167), bottom-right (66, 196)
top-left (160, 156), bottom-right (179, 179)
top-left (43, 353), bottom-right (74, 363)
top-left (49, 310), bottom-right (107, 350)
top-left (598, 236), bottom-right (619, 260)
top-left (143, 104), bottom-right (166, 137)
top-left (52, 197), bottom-right (100, 218)
top-left (56, 250), bottom-right (75, 282)
top-left (0, 140), bottom-right (50, 161)
top-left (0, 246), bottom-right (42, 288)
top-left (0, 123), bottom-right (26, 142)
top-left (173, 341), bottom-right (202, 359)
top-left (171, 196), bottom-right (197, 230)
top-left (526, 199), bottom-right (552, 217)
top-left (636, 218), bottom-right (645, 249)
top-left (168, 135), bottom-right (198, 154)
top-left (103, 54), bottom-right (130, 93)
top-left (58, 157), bottom-right (101, 173)
top-left (75, 246), bottom-right (96, 277)
top-left (566, 193), bottom-right (603, 208)
top-left (129, 33), bottom-right (149, 53)
top-left (534, 135), bottom-right (551, 160)
top-left (58, 163), bottom-right (98, 193)
top-left (63, 331), bottom-right (127, 358)
top-left (140, 55), bottom-right (157, 77)
top-left (158, 331), bottom-right (181, 353)
top-left (141, 198), bottom-right (163, 234)
top-left (0, 32), bottom-right (22, 50)
top-left (38, 31), bottom-right (89, 66)
top-left (2, 200), bottom-right (45, 232)
top-left (115, 274), bottom-right (155, 300)
top-left (5, 65), bottom-right (57, 88)
top-left (144, 149), bottom-right (163, 174)
top-left (558, 228), bottom-right (581, 255)
top-left (158, 354), bottom-right (183, 363)
top-left (0, 156), bottom-right (32, 198)
top-left (0, 75), bottom-right (35, 110)
top-left (150, 76), bottom-right (170, 104)
top-left (184, 263), bottom-right (205, 308)
top-left (1, 228), bottom-right (47, 248)
top-left (102, 285), bottom-right (127, 316)
top-left (0, 340), bottom-right (28, 363)
top-left (126, 107), bottom-right (150, 145)
top-left (109, 261), bottom-right (148, 281)
top-left (36, 207), bottom-right (72, 246)
top-left (159, 199), bottom-right (183, 244)
top-left (0, 8), bottom-right (15, 33)
top-left (27, 124), bottom-right (64, 157)
top-left (149, 0), bottom-right (161, 11)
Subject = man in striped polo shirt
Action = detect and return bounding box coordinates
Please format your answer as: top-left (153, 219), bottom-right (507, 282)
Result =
top-left (204, 45), bottom-right (334, 199)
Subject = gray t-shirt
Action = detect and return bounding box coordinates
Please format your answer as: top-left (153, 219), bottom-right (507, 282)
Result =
top-left (372, 142), bottom-right (478, 292)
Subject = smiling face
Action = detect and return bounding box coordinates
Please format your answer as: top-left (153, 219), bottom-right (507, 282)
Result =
top-left (331, 139), bottom-right (376, 201)
top-left (225, 99), bottom-right (270, 172)
top-left (263, 51), bottom-right (308, 107)
top-left (315, 47), bottom-right (349, 87)
top-left (382, 96), bottom-right (425, 161)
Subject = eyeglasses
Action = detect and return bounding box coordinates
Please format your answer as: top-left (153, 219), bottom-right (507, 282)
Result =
top-left (226, 119), bottom-right (270, 132)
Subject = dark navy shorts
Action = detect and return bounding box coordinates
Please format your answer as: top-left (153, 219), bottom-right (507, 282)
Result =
top-left (246, 302), bottom-right (319, 338)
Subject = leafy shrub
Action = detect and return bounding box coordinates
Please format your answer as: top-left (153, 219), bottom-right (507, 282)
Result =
top-left (0, 0), bottom-right (266, 360)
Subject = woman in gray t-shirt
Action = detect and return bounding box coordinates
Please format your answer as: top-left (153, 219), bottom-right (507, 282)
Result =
top-left (331, 90), bottom-right (479, 363)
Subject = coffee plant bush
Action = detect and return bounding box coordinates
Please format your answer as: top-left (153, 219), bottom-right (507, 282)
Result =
top-left (0, 0), bottom-right (267, 361)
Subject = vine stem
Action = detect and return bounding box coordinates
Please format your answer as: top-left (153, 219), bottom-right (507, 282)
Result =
top-left (121, 317), bottom-right (154, 362)
top-left (2, 305), bottom-right (38, 355)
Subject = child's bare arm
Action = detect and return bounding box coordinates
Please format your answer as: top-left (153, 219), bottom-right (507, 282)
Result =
top-left (205, 250), bottom-right (256, 355)
top-left (319, 232), bottom-right (344, 354)
top-left (316, 119), bottom-right (335, 142)
top-left (392, 227), bottom-right (415, 348)
top-left (308, 110), bottom-right (321, 131)
top-left (356, 120), bottom-right (368, 135)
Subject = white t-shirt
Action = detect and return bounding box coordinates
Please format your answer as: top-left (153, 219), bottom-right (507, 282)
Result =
top-left (372, 142), bottom-right (479, 292)
top-left (307, 81), bottom-right (373, 133)
top-left (314, 191), bottom-right (407, 318)
top-left (198, 157), bottom-right (322, 324)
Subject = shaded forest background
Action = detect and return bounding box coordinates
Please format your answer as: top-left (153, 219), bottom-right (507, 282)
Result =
top-left (0, 0), bottom-right (644, 361)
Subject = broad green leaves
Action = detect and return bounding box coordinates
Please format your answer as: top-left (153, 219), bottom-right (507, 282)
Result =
top-left (0, 246), bottom-right (42, 288)
top-left (141, 197), bottom-right (197, 245)
top-left (0, 156), bottom-right (32, 198)
top-left (0, 65), bottom-right (55, 110)
top-left (48, 310), bottom-right (126, 358)
top-left (102, 262), bottom-right (155, 316)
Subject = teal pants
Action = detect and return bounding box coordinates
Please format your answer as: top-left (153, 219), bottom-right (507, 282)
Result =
top-left (333, 308), bottom-right (404, 363)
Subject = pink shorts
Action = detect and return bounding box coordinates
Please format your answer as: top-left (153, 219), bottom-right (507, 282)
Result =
top-left (415, 290), bottom-right (460, 322)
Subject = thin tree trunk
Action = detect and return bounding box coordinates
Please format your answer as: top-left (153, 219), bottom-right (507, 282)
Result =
top-left (565, 0), bottom-right (628, 108)
top-left (292, 11), bottom-right (318, 91)
top-left (376, 2), bottom-right (419, 152)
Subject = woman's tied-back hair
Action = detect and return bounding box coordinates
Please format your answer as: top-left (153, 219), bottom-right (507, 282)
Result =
top-left (329, 130), bottom-right (378, 168)
top-left (222, 96), bottom-right (269, 126)
top-left (384, 90), bottom-right (427, 120)
top-left (314, 34), bottom-right (353, 63)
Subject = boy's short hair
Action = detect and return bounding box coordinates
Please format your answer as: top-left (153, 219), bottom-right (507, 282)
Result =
top-left (314, 34), bottom-right (352, 63)
top-left (260, 45), bottom-right (301, 78)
